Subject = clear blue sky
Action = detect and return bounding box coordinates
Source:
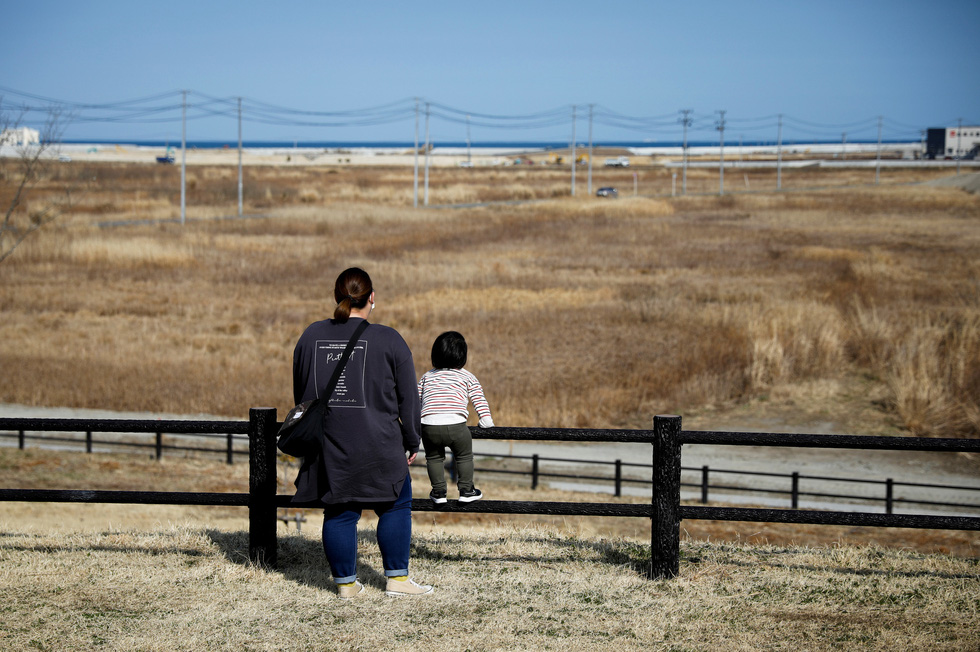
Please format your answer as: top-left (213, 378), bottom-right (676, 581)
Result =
top-left (1, 0), bottom-right (977, 144)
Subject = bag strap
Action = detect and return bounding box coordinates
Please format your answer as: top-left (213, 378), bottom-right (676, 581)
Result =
top-left (321, 319), bottom-right (370, 403)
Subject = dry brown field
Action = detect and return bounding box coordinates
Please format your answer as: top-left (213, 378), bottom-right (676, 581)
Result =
top-left (2, 161), bottom-right (978, 440)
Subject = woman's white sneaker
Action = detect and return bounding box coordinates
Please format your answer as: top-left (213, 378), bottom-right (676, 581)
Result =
top-left (337, 580), bottom-right (364, 599)
top-left (385, 577), bottom-right (434, 597)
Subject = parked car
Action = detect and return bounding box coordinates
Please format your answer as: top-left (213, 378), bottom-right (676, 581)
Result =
top-left (596, 187), bottom-right (618, 198)
top-left (603, 156), bottom-right (630, 167)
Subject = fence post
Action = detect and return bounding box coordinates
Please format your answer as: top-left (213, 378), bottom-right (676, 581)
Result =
top-left (19, 430), bottom-right (25, 449)
top-left (226, 432), bottom-right (234, 465)
top-left (86, 431), bottom-right (93, 454)
top-left (249, 407), bottom-right (278, 567)
top-left (791, 472), bottom-right (800, 509)
top-left (885, 478), bottom-right (893, 515)
top-left (531, 454), bottom-right (539, 490)
top-left (701, 465), bottom-right (709, 504)
top-left (651, 414), bottom-right (681, 580)
top-left (614, 460), bottom-right (622, 497)
top-left (155, 432), bottom-right (163, 460)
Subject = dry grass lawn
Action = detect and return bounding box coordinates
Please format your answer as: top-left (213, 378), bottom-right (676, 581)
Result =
top-left (0, 448), bottom-right (978, 651)
top-left (2, 524), bottom-right (978, 651)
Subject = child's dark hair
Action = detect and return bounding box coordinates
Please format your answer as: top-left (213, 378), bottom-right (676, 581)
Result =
top-left (431, 331), bottom-right (467, 369)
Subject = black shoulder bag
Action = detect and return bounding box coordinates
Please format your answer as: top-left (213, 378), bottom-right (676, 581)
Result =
top-left (277, 319), bottom-right (370, 457)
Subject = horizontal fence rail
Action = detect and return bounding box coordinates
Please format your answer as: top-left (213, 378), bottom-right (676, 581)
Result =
top-left (1, 411), bottom-right (978, 579)
top-left (5, 423), bottom-right (978, 516)
top-left (0, 418), bottom-right (248, 435)
top-left (0, 420), bottom-right (250, 464)
top-left (679, 506), bottom-right (980, 531)
top-left (0, 488), bottom-right (249, 506)
top-left (679, 430), bottom-right (980, 451)
top-left (462, 451), bottom-right (980, 515)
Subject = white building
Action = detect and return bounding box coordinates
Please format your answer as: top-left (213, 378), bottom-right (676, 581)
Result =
top-left (0, 126), bottom-right (41, 146)
top-left (946, 126), bottom-right (980, 158)
top-left (927, 126), bottom-right (980, 159)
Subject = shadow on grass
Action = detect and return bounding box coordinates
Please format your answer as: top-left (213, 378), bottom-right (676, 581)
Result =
top-left (205, 527), bottom-right (655, 589)
top-left (206, 528), bottom-right (391, 593)
top-left (206, 528), bottom-right (979, 587)
top-left (408, 534), bottom-right (654, 577)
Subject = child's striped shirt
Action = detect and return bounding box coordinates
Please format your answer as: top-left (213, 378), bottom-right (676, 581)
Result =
top-left (418, 368), bottom-right (494, 427)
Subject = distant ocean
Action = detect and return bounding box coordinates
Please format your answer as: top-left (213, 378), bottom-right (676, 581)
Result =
top-left (62, 138), bottom-right (906, 151)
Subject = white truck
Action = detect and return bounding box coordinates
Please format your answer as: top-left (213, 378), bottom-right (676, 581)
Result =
top-left (603, 156), bottom-right (630, 167)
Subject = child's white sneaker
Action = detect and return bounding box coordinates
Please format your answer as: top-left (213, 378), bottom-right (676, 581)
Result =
top-left (459, 488), bottom-right (483, 503)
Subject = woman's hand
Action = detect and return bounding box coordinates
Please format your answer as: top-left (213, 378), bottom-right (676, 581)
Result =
top-left (406, 451), bottom-right (418, 465)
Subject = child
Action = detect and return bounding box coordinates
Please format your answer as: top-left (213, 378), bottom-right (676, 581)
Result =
top-left (418, 331), bottom-right (494, 504)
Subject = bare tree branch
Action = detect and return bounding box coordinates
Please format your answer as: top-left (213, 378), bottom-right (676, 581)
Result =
top-left (0, 100), bottom-right (75, 263)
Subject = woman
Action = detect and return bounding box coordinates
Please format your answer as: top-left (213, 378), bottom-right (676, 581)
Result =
top-left (292, 267), bottom-right (432, 599)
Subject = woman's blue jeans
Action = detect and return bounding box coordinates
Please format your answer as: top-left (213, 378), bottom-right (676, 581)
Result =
top-left (321, 472), bottom-right (412, 583)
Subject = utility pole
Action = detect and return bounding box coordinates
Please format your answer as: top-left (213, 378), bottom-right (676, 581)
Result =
top-left (679, 109), bottom-right (692, 195)
top-left (466, 113), bottom-right (472, 165)
top-left (956, 117), bottom-right (963, 175)
top-left (841, 132), bottom-right (847, 160)
top-left (776, 113), bottom-right (783, 190)
top-left (413, 98), bottom-right (419, 208)
top-left (181, 90), bottom-right (187, 226)
top-left (716, 110), bottom-right (726, 196)
top-left (875, 115), bottom-right (883, 185)
top-left (237, 97), bottom-right (243, 217)
top-left (423, 102), bottom-right (431, 206)
top-left (587, 104), bottom-right (594, 195)
top-left (570, 105), bottom-right (577, 197)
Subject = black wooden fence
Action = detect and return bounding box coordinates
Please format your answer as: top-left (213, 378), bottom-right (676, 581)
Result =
top-left (0, 421), bottom-right (249, 462)
top-left (1, 409), bottom-right (979, 579)
top-left (7, 418), bottom-right (978, 516)
top-left (468, 452), bottom-right (980, 515)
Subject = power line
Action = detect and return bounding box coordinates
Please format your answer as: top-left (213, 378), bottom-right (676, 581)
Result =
top-left (426, 101), bottom-right (568, 121)
top-left (0, 85), bottom-right (184, 109)
top-left (1, 85), bottom-right (972, 141)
